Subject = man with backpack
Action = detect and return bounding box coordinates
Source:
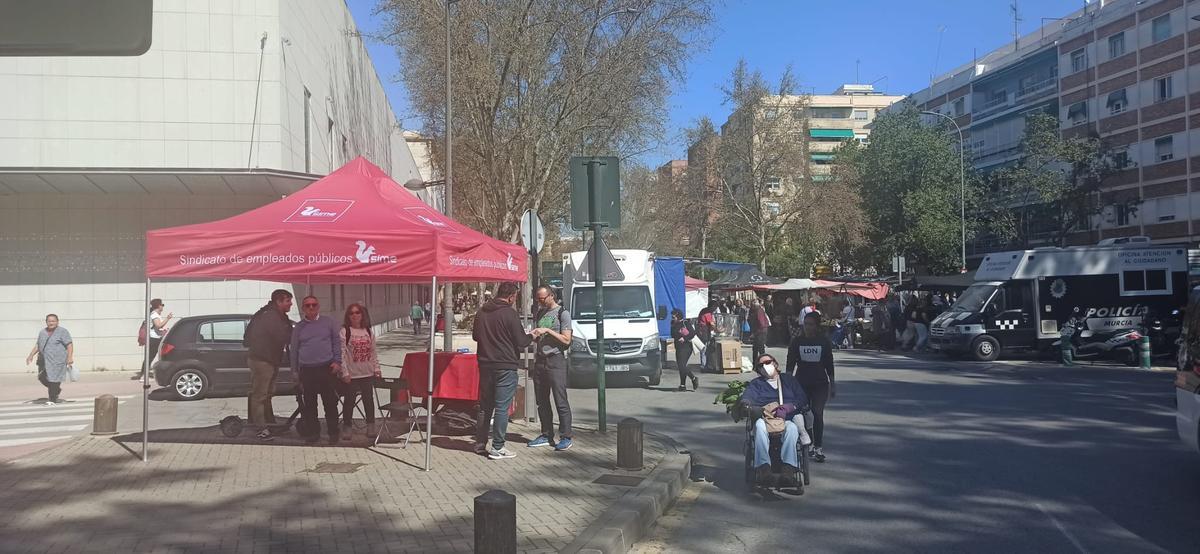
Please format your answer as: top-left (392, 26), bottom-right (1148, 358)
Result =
top-left (244, 289), bottom-right (294, 441)
top-left (527, 285), bottom-right (574, 451)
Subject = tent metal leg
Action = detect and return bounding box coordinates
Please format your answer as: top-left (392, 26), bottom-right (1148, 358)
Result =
top-left (143, 278), bottom-right (151, 462)
top-left (424, 276), bottom-right (437, 471)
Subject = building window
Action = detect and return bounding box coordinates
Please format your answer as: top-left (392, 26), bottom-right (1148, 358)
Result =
top-left (953, 97), bottom-right (965, 116)
top-left (326, 117), bottom-right (335, 166)
top-left (763, 107), bottom-right (778, 120)
top-left (1107, 89), bottom-right (1127, 115)
top-left (853, 110), bottom-right (869, 121)
top-left (303, 88), bottom-right (312, 173)
top-left (1156, 197), bottom-right (1177, 222)
top-left (1155, 136), bottom-right (1174, 162)
top-left (764, 201), bottom-right (781, 216)
top-left (1070, 48), bottom-right (1087, 73)
top-left (765, 176), bottom-right (782, 192)
top-left (1115, 202), bottom-right (1134, 226)
top-left (810, 107), bottom-right (852, 119)
top-left (1152, 14), bottom-right (1171, 43)
top-left (1121, 268), bottom-right (1170, 296)
top-left (1110, 147), bottom-right (1130, 168)
top-left (1108, 32), bottom-right (1125, 59)
top-left (1154, 75), bottom-right (1173, 103)
top-left (1067, 101), bottom-right (1088, 126)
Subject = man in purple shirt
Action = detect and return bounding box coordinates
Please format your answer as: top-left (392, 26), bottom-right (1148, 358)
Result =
top-left (290, 296), bottom-right (343, 444)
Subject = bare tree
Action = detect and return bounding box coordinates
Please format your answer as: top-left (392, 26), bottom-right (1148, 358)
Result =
top-left (379, 0), bottom-right (714, 242)
top-left (610, 163), bottom-right (690, 254)
top-left (702, 60), bottom-right (854, 273)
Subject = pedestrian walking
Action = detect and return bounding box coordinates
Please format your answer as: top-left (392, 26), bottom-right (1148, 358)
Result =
top-left (669, 309), bottom-right (699, 392)
top-left (339, 303), bottom-right (380, 440)
top-left (871, 301), bottom-right (894, 351)
top-left (697, 304), bottom-right (717, 372)
top-left (912, 298), bottom-right (931, 352)
top-left (25, 314), bottom-right (73, 404)
top-left (528, 286), bottom-right (574, 450)
top-left (410, 302), bottom-right (425, 335)
top-left (472, 282), bottom-right (537, 460)
top-left (244, 289), bottom-right (294, 441)
top-left (290, 296), bottom-right (343, 444)
top-left (735, 298), bottom-right (750, 341)
top-left (748, 298), bottom-right (770, 361)
top-left (136, 298), bottom-right (174, 380)
top-left (786, 312), bottom-right (835, 463)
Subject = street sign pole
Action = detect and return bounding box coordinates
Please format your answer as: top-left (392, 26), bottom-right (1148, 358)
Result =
top-left (586, 160), bottom-right (607, 433)
top-left (527, 212), bottom-right (539, 424)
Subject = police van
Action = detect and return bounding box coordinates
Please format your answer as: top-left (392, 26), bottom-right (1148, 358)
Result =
top-left (930, 245), bottom-right (1188, 361)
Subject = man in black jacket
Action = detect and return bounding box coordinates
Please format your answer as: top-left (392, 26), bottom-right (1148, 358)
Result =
top-left (785, 312), bottom-right (835, 463)
top-left (244, 289), bottom-right (294, 441)
top-left (472, 281), bottom-right (538, 460)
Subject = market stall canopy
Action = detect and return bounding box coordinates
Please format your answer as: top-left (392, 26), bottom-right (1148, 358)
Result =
top-left (709, 266), bottom-right (777, 290)
top-left (902, 271), bottom-right (976, 291)
top-left (684, 276), bottom-right (709, 291)
top-left (145, 157), bottom-right (527, 283)
top-left (752, 278), bottom-right (829, 291)
top-left (813, 279), bottom-right (890, 300)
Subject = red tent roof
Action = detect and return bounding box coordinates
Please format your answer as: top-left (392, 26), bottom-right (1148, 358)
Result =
top-left (146, 157), bottom-right (527, 283)
top-left (684, 276), bottom-right (708, 291)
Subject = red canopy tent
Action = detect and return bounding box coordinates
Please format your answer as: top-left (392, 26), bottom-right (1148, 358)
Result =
top-left (140, 157), bottom-right (527, 469)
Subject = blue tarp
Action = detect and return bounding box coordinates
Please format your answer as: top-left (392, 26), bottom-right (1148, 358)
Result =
top-left (654, 257), bottom-right (685, 339)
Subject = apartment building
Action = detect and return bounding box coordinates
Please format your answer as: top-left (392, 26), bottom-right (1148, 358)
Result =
top-left (908, 0), bottom-right (1200, 256)
top-left (807, 85), bottom-right (906, 182)
top-left (0, 0), bottom-right (428, 372)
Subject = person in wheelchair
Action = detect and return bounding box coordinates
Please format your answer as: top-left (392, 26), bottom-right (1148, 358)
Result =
top-left (740, 353), bottom-right (812, 488)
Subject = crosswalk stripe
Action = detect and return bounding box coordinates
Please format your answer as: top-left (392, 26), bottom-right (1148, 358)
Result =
top-left (0, 435), bottom-right (74, 448)
top-left (0, 414), bottom-right (94, 426)
top-left (0, 400), bottom-right (122, 414)
top-left (0, 394), bottom-right (136, 407)
top-left (0, 425), bottom-right (87, 436)
top-left (0, 407), bottom-right (97, 417)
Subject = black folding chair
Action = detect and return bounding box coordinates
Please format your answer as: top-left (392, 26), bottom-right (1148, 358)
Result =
top-left (372, 376), bottom-right (426, 448)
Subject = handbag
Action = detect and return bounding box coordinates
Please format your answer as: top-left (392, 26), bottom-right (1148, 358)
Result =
top-left (67, 364), bottom-right (79, 382)
top-left (761, 384), bottom-right (788, 434)
top-left (689, 335), bottom-right (705, 352)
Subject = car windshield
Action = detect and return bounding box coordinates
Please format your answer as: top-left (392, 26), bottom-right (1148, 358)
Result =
top-left (572, 286), bottom-right (654, 320)
top-left (950, 284), bottom-right (997, 312)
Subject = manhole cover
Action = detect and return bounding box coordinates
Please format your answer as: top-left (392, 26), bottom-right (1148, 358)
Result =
top-left (593, 474), bottom-right (644, 487)
top-left (302, 462), bottom-right (366, 474)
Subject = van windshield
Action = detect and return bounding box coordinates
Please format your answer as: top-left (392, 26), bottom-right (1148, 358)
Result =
top-left (572, 286), bottom-right (654, 320)
top-left (950, 284), bottom-right (997, 312)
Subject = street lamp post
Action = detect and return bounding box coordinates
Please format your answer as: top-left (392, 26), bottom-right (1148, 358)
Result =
top-left (442, 0), bottom-right (456, 352)
top-left (921, 110), bottom-right (966, 273)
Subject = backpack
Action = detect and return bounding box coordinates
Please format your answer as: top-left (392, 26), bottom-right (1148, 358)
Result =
top-left (137, 321), bottom-right (147, 346)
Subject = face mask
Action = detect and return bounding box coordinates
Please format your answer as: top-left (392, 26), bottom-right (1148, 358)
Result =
top-left (762, 363), bottom-right (777, 377)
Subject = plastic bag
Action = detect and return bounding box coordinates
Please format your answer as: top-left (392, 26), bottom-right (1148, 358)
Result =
top-left (67, 364), bottom-right (80, 382)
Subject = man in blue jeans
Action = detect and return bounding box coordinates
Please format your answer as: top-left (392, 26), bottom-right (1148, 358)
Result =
top-left (472, 282), bottom-right (537, 460)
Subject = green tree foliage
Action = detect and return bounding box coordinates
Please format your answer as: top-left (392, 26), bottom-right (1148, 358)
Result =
top-left (843, 107), bottom-right (981, 274)
top-left (988, 112), bottom-right (1121, 247)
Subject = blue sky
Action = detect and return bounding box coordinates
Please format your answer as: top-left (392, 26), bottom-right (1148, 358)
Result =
top-left (346, 0), bottom-right (1087, 162)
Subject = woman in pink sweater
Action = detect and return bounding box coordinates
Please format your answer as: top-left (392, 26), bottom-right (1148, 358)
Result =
top-left (339, 303), bottom-right (381, 439)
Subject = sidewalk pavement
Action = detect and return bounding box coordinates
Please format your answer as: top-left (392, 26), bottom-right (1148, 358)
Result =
top-left (0, 419), bottom-right (686, 553)
top-left (0, 328), bottom-right (691, 553)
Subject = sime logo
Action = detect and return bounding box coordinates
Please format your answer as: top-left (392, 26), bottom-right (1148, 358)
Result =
top-left (284, 199), bottom-right (354, 223)
top-left (506, 253), bottom-right (518, 272)
top-left (354, 240), bottom-right (397, 264)
top-left (301, 206), bottom-right (337, 217)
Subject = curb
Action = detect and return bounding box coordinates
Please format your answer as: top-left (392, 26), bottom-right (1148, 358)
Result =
top-left (562, 432), bottom-right (692, 554)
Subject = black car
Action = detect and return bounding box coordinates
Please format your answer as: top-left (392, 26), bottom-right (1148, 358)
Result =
top-left (153, 314), bottom-right (296, 400)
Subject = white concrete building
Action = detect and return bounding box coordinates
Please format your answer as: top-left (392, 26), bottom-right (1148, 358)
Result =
top-left (0, 0), bottom-right (431, 372)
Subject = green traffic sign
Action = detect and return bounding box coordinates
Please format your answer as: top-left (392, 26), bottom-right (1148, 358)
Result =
top-left (569, 156), bottom-right (621, 231)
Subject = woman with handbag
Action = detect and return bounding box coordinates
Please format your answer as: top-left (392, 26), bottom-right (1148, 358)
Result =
top-left (669, 309), bottom-right (699, 392)
top-left (25, 314), bottom-right (74, 404)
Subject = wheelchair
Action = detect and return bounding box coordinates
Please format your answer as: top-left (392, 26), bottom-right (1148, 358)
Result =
top-left (739, 400), bottom-right (811, 492)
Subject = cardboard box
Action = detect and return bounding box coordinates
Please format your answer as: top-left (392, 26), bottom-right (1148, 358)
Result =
top-left (718, 339), bottom-right (742, 373)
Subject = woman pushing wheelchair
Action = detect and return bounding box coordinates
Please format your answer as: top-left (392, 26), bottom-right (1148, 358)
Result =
top-left (739, 353), bottom-right (812, 491)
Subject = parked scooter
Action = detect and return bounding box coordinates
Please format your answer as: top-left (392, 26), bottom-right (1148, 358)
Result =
top-left (1053, 327), bottom-right (1143, 366)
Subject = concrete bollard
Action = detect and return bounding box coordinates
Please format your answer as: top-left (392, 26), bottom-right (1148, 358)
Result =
top-left (1140, 332), bottom-right (1152, 369)
top-left (474, 489), bottom-right (516, 554)
top-left (617, 417), bottom-right (643, 470)
top-left (91, 394), bottom-right (118, 435)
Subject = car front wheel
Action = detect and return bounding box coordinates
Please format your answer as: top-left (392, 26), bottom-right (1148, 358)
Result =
top-left (171, 368), bottom-right (209, 400)
top-left (971, 336), bottom-right (1000, 362)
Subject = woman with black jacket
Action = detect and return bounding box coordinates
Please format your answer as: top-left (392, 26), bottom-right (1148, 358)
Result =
top-left (669, 309), bottom-right (700, 392)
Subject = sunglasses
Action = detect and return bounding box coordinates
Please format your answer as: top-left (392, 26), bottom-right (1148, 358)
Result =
top-left (303, 303), bottom-right (318, 308)
top-left (349, 310), bottom-right (362, 315)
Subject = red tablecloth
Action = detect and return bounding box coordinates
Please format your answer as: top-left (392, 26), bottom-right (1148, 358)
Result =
top-left (402, 352), bottom-right (479, 401)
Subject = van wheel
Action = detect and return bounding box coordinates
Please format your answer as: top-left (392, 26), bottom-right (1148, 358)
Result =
top-left (971, 336), bottom-right (1000, 362)
top-left (171, 368), bottom-right (209, 400)
top-left (647, 368), bottom-right (662, 386)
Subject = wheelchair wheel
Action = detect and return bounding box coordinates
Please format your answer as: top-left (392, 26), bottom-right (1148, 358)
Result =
top-left (744, 435), bottom-right (755, 488)
top-left (799, 438), bottom-right (811, 486)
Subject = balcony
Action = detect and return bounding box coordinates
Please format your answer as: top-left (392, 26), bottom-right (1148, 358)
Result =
top-left (1015, 77), bottom-right (1056, 104)
top-left (973, 93), bottom-right (1013, 120)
